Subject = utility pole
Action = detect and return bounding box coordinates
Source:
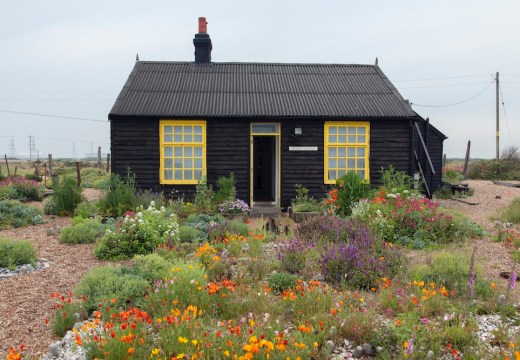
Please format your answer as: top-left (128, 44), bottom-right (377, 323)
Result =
top-left (496, 71), bottom-right (500, 160)
top-left (28, 136), bottom-right (32, 161)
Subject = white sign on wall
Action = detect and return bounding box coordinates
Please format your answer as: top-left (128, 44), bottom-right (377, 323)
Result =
top-left (289, 146), bottom-right (318, 151)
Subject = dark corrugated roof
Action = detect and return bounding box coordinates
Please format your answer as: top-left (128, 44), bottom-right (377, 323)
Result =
top-left (109, 62), bottom-right (416, 118)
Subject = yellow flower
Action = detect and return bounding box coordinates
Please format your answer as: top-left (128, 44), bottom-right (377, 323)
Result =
top-left (314, 342), bottom-right (319, 348)
top-left (151, 348), bottom-right (160, 356)
top-left (177, 354), bottom-right (185, 359)
top-left (192, 339), bottom-right (198, 345)
top-left (178, 336), bottom-right (188, 344)
top-left (223, 350), bottom-right (230, 357)
top-left (403, 341), bottom-right (409, 349)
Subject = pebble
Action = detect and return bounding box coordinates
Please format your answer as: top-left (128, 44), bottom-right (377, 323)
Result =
top-left (0, 259), bottom-right (52, 278)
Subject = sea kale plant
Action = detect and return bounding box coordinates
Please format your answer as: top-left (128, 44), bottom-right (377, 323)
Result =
top-left (0, 200), bottom-right (44, 229)
top-left (94, 201), bottom-right (179, 260)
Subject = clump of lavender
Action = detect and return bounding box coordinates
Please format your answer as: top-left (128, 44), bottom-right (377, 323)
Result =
top-left (468, 246), bottom-right (477, 298)
top-left (277, 237), bottom-right (316, 274)
top-left (317, 221), bottom-right (401, 289)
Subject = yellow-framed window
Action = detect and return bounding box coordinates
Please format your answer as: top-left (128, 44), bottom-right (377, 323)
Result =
top-left (324, 121), bottom-right (370, 184)
top-left (160, 120), bottom-right (206, 184)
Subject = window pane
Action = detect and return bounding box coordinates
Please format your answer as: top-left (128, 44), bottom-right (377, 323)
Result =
top-left (194, 126), bottom-right (202, 134)
top-left (357, 159), bottom-right (365, 168)
top-left (184, 147), bottom-right (192, 157)
top-left (174, 134), bottom-right (182, 142)
top-left (358, 170), bottom-right (365, 178)
top-left (358, 135), bottom-right (366, 143)
top-left (174, 159), bottom-right (182, 168)
top-left (194, 170), bottom-right (202, 180)
top-left (328, 147), bottom-right (336, 157)
top-left (348, 135), bottom-right (356, 143)
top-left (194, 147), bottom-right (202, 156)
top-left (164, 159), bottom-right (173, 168)
top-left (338, 170), bottom-right (346, 178)
top-left (348, 159), bottom-right (355, 168)
top-left (174, 170), bottom-right (183, 180)
top-left (328, 159), bottom-right (336, 169)
top-left (329, 127), bottom-right (337, 135)
top-left (357, 148), bottom-right (365, 156)
top-left (164, 147), bottom-right (173, 157)
top-left (165, 126), bottom-right (173, 133)
top-left (338, 159), bottom-right (346, 169)
top-left (194, 135), bottom-right (202, 143)
top-left (184, 126), bottom-right (193, 134)
top-left (174, 147), bottom-right (182, 157)
top-left (358, 127), bottom-right (366, 135)
top-left (338, 147), bottom-right (346, 157)
top-left (164, 170), bottom-right (173, 180)
top-left (194, 158), bottom-right (202, 169)
top-left (252, 124), bottom-right (278, 133)
top-left (184, 134), bottom-right (192, 142)
top-left (328, 170), bottom-right (336, 180)
top-left (329, 135), bottom-right (337, 143)
top-left (184, 158), bottom-right (192, 168)
top-left (338, 135), bottom-right (346, 143)
top-left (184, 170), bottom-right (193, 180)
top-left (174, 126), bottom-right (182, 133)
top-left (347, 148), bottom-right (355, 157)
top-left (348, 127), bottom-right (356, 135)
top-left (338, 127), bottom-right (346, 135)
top-left (164, 134), bottom-right (172, 142)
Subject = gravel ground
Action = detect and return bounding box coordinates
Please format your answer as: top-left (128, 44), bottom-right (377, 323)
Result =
top-left (1, 183), bottom-right (520, 358)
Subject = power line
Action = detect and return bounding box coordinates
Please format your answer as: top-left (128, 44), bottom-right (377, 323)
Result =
top-left (0, 135), bottom-right (109, 145)
top-left (499, 82), bottom-right (512, 144)
top-left (0, 109), bottom-right (107, 122)
top-left (411, 81), bottom-right (495, 108)
top-left (394, 74), bottom-right (492, 82)
top-left (399, 81), bottom-right (492, 90)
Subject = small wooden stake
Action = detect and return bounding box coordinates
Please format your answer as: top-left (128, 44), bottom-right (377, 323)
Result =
top-left (4, 154), bottom-right (10, 176)
top-left (463, 140), bottom-right (471, 179)
top-left (97, 146), bottom-right (102, 169)
top-left (106, 154), bottom-right (111, 173)
top-left (48, 154), bottom-right (53, 176)
top-left (76, 162), bottom-right (81, 187)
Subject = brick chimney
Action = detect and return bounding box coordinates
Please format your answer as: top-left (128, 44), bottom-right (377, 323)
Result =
top-left (193, 17), bottom-right (212, 64)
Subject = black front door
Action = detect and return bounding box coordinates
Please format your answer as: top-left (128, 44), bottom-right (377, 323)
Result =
top-left (253, 136), bottom-right (275, 202)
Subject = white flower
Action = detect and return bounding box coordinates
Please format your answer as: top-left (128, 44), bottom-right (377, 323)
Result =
top-left (150, 200), bottom-right (155, 207)
top-left (137, 212), bottom-right (143, 218)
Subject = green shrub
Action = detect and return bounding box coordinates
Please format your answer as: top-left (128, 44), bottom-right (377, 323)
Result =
top-left (332, 171), bottom-right (372, 216)
top-left (291, 184), bottom-right (323, 212)
top-left (411, 252), bottom-right (493, 299)
top-left (178, 225), bottom-right (204, 243)
top-left (0, 174), bottom-right (5, 181)
top-left (93, 178), bottom-right (109, 190)
top-left (0, 200), bottom-right (44, 229)
top-left (99, 172), bottom-right (137, 217)
top-left (0, 237), bottom-right (38, 269)
top-left (51, 295), bottom-right (85, 337)
top-left (59, 217), bottom-right (106, 244)
top-left (94, 203), bottom-right (179, 260)
top-left (45, 176), bottom-right (84, 216)
top-left (194, 176), bottom-right (216, 214)
top-left (80, 169), bottom-right (108, 189)
top-left (74, 265), bottom-right (149, 313)
top-left (380, 165), bottom-right (415, 194)
top-left (24, 174), bottom-right (42, 182)
top-left (73, 201), bottom-right (99, 218)
top-left (135, 189), bottom-right (167, 209)
top-left (215, 173), bottom-right (237, 204)
top-left (0, 176), bottom-right (43, 201)
top-left (0, 186), bottom-right (18, 200)
top-left (132, 253), bottom-right (171, 281)
top-left (502, 197), bottom-right (520, 224)
top-left (268, 272), bottom-right (298, 294)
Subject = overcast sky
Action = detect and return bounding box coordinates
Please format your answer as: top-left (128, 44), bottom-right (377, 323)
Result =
top-left (0, 0), bottom-right (518, 159)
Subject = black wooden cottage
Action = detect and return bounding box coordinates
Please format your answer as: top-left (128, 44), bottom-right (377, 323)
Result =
top-left (109, 18), bottom-right (446, 210)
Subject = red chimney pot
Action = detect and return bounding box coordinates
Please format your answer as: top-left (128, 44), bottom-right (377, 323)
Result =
top-left (198, 17), bottom-right (207, 33)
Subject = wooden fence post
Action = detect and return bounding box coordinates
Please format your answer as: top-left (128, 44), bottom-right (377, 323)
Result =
top-left (463, 140), bottom-right (471, 180)
top-left (106, 154), bottom-right (111, 173)
top-left (48, 154), bottom-right (53, 176)
top-left (76, 162), bottom-right (81, 187)
top-left (97, 146), bottom-right (102, 169)
top-left (4, 154), bottom-right (10, 177)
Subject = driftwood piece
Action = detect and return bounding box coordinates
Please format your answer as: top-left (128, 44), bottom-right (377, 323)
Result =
top-left (450, 198), bottom-right (479, 206)
top-left (493, 181), bottom-right (520, 188)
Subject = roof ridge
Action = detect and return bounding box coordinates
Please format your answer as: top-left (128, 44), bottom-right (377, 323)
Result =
top-left (136, 61), bottom-right (377, 67)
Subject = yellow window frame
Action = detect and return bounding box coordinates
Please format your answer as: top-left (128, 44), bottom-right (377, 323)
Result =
top-left (160, 120), bottom-right (206, 185)
top-left (324, 121), bottom-right (370, 184)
